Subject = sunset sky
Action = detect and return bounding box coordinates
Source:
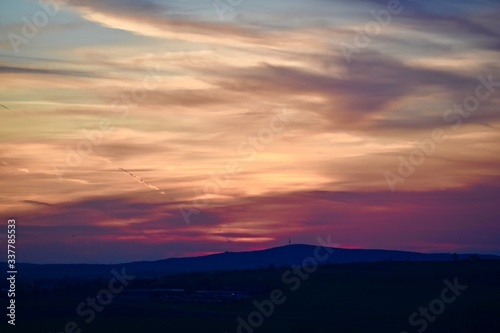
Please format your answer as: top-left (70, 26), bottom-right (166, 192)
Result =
top-left (1, 0), bottom-right (499, 263)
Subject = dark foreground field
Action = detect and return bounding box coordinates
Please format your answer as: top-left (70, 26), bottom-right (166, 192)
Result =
top-left (4, 260), bottom-right (500, 333)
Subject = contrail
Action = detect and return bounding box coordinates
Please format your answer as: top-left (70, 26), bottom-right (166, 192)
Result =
top-left (118, 167), bottom-right (166, 195)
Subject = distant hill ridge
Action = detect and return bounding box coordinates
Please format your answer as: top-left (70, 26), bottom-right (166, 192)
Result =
top-left (4, 244), bottom-right (499, 280)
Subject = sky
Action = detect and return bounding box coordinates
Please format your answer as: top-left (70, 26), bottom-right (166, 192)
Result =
top-left (0, 0), bottom-right (499, 264)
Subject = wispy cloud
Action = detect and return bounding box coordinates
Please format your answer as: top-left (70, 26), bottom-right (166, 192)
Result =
top-left (22, 200), bottom-right (51, 206)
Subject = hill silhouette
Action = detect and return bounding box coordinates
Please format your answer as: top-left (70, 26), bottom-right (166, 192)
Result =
top-left (6, 244), bottom-right (498, 280)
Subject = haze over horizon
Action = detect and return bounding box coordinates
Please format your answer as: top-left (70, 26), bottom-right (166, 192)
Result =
top-left (1, 0), bottom-right (500, 264)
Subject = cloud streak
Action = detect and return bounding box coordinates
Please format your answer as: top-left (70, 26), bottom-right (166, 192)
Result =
top-left (118, 167), bottom-right (166, 195)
